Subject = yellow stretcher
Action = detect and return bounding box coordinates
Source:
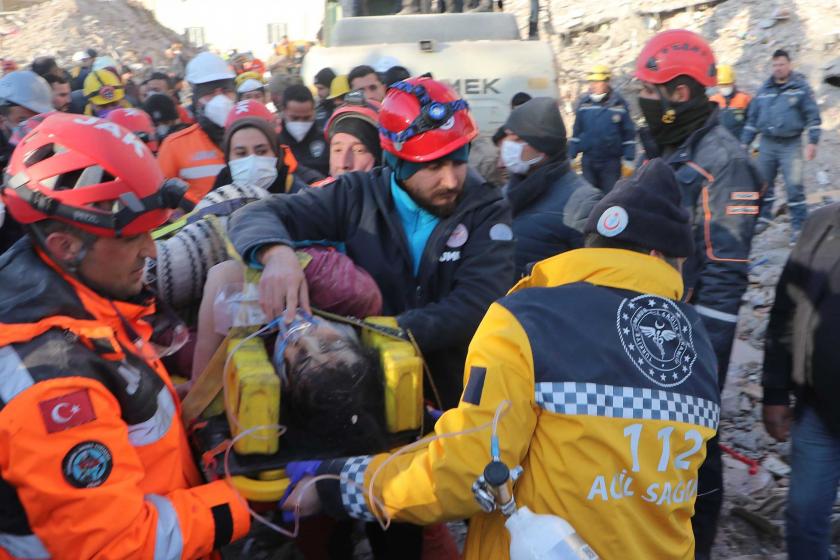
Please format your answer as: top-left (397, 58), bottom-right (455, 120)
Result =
top-left (186, 316), bottom-right (424, 502)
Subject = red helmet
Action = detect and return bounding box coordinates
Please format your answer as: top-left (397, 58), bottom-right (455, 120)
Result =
top-left (635, 29), bottom-right (717, 88)
top-left (106, 108), bottom-right (158, 152)
top-left (243, 58), bottom-right (266, 76)
top-left (325, 90), bottom-right (380, 140)
top-left (379, 77), bottom-right (477, 162)
top-left (9, 112), bottom-right (54, 146)
top-left (225, 99), bottom-right (275, 128)
top-left (2, 112), bottom-right (186, 237)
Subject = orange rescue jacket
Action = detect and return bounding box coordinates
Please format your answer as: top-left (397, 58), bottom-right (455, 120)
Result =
top-left (0, 241), bottom-right (250, 559)
top-left (158, 123), bottom-right (225, 204)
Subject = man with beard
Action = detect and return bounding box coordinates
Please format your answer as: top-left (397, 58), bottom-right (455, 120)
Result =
top-left (228, 76), bottom-right (514, 560)
top-left (635, 29), bottom-right (763, 560)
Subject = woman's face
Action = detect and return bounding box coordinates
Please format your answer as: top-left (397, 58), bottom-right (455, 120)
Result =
top-left (229, 127), bottom-right (275, 160)
top-left (284, 321), bottom-right (360, 376)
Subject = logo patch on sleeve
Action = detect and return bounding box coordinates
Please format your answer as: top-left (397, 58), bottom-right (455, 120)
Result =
top-left (62, 441), bottom-right (113, 488)
top-left (39, 389), bottom-right (96, 433)
top-left (462, 366), bottom-right (487, 405)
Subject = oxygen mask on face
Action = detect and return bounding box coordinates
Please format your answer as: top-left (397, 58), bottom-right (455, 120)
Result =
top-left (272, 313), bottom-right (318, 385)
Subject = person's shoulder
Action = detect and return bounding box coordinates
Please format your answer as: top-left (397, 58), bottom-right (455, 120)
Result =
top-left (159, 123), bottom-right (200, 148)
top-left (805, 202), bottom-right (840, 229)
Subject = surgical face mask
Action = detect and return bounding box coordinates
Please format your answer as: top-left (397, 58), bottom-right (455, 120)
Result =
top-left (501, 139), bottom-right (544, 175)
top-left (203, 94), bottom-right (234, 127)
top-left (229, 155), bottom-right (279, 189)
top-left (589, 92), bottom-right (607, 102)
top-left (718, 86), bottom-right (734, 97)
top-left (284, 120), bottom-right (314, 142)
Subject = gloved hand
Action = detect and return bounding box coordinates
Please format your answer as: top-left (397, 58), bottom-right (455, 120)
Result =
top-left (621, 159), bottom-right (636, 178)
top-left (571, 155), bottom-right (582, 173)
top-left (279, 460), bottom-right (322, 522)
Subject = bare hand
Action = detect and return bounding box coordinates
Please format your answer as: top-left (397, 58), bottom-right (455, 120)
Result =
top-left (281, 476), bottom-right (322, 517)
top-left (762, 404), bottom-right (793, 442)
top-left (258, 245), bottom-right (310, 324)
top-left (805, 144), bottom-right (817, 161)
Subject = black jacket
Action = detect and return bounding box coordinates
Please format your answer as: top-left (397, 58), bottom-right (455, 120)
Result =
top-left (278, 123), bottom-right (330, 177)
top-left (229, 167), bottom-right (515, 408)
top-left (764, 204), bottom-right (840, 434)
top-left (504, 159), bottom-right (601, 276)
top-left (643, 108), bottom-right (763, 385)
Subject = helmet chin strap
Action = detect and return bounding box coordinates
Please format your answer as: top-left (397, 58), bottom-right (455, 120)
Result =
top-left (28, 222), bottom-right (94, 275)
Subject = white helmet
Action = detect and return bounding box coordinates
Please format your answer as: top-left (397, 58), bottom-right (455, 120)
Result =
top-left (71, 50), bottom-right (89, 63)
top-left (0, 70), bottom-right (54, 114)
top-left (237, 78), bottom-right (264, 94)
top-left (186, 52), bottom-right (235, 85)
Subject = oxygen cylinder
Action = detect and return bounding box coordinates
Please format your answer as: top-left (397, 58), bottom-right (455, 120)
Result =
top-left (506, 506), bottom-right (599, 560)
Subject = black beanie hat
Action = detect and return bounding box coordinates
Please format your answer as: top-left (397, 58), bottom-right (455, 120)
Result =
top-left (143, 92), bottom-right (179, 124)
top-left (331, 117), bottom-right (382, 165)
top-left (314, 67), bottom-right (337, 89)
top-left (503, 97), bottom-right (567, 156)
top-left (584, 158), bottom-right (693, 258)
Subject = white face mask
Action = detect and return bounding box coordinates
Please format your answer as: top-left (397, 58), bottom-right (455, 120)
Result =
top-left (501, 139), bottom-right (544, 175)
top-left (203, 94), bottom-right (234, 127)
top-left (229, 155), bottom-right (279, 189)
top-left (589, 92), bottom-right (607, 102)
top-left (285, 120), bottom-right (314, 142)
top-left (719, 86), bottom-right (734, 97)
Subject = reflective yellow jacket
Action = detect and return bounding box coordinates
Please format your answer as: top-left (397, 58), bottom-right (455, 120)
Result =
top-left (317, 248), bottom-right (720, 559)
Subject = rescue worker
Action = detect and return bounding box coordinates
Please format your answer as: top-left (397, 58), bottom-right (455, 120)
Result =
top-left (45, 75), bottom-right (71, 112)
top-left (141, 71), bottom-right (194, 125)
top-left (568, 64), bottom-right (636, 192)
top-left (327, 74), bottom-right (351, 107)
top-left (282, 158), bottom-right (720, 560)
top-left (348, 65), bottom-right (387, 103)
top-left (0, 71), bottom-right (54, 252)
top-left (30, 56), bottom-right (64, 81)
top-left (709, 64), bottom-right (752, 141)
top-left (323, 90), bottom-right (382, 178)
top-left (741, 49), bottom-right (822, 236)
top-left (277, 84), bottom-right (329, 177)
top-left (82, 69), bottom-right (131, 117)
top-left (158, 51), bottom-right (236, 204)
top-left (635, 29), bottom-right (763, 559)
top-left (0, 70), bottom-right (54, 167)
top-left (500, 97), bottom-right (602, 276)
top-left (0, 112), bottom-right (249, 559)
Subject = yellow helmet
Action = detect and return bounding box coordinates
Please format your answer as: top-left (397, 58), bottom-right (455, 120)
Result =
top-left (327, 74), bottom-right (350, 100)
top-left (587, 64), bottom-right (611, 82)
top-left (83, 69), bottom-right (124, 106)
top-left (717, 64), bottom-right (735, 85)
top-left (235, 71), bottom-right (263, 89)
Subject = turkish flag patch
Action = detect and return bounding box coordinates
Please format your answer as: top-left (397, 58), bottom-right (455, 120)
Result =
top-left (38, 390), bottom-right (96, 434)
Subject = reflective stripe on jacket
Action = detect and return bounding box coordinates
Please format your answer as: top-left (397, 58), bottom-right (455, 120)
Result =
top-left (0, 240), bottom-right (249, 559)
top-left (158, 123), bottom-right (225, 204)
top-left (314, 249), bottom-right (720, 560)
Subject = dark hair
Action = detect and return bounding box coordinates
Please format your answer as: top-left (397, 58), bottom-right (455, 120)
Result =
top-left (31, 56), bottom-right (58, 78)
top-left (663, 75), bottom-right (706, 99)
top-left (285, 341), bottom-right (387, 455)
top-left (348, 64), bottom-right (379, 86)
top-left (511, 91), bottom-right (532, 108)
top-left (585, 233), bottom-right (681, 266)
top-left (314, 67), bottom-right (336, 89)
top-left (45, 74), bottom-right (68, 86)
top-left (383, 65), bottom-right (411, 86)
top-left (148, 72), bottom-right (172, 88)
top-left (772, 49), bottom-right (790, 61)
top-left (282, 84), bottom-right (314, 107)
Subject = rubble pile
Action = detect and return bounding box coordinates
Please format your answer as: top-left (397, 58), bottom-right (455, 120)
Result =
top-left (0, 0), bottom-right (188, 71)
